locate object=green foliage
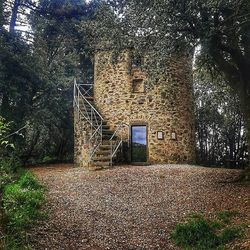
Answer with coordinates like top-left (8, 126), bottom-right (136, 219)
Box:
top-left (216, 210), bottom-right (239, 224)
top-left (171, 216), bottom-right (220, 249)
top-left (194, 71), bottom-right (247, 168)
top-left (1, 234), bottom-right (32, 250)
top-left (0, 116), bottom-right (13, 152)
top-left (2, 171), bottom-right (45, 233)
top-left (0, 116), bottom-right (9, 137)
top-left (0, 155), bottom-right (44, 249)
top-left (171, 212), bottom-right (244, 249)
top-left (0, 0), bottom-right (103, 165)
top-left (220, 226), bottom-right (244, 244)
top-left (41, 155), bottom-right (57, 164)
top-left (131, 144), bottom-right (147, 162)
top-left (17, 171), bottom-right (43, 190)
top-left (0, 157), bottom-right (21, 192)
top-left (0, 0), bottom-right (95, 164)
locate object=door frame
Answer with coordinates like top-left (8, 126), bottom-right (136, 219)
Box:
top-left (130, 123), bottom-right (149, 165)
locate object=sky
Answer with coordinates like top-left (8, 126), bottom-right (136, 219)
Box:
top-left (132, 126), bottom-right (147, 145)
top-left (9, 0), bottom-right (92, 33)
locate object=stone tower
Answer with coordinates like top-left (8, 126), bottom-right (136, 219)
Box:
top-left (92, 50), bottom-right (196, 165)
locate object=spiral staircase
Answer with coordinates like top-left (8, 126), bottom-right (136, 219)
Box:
top-left (74, 80), bottom-right (128, 170)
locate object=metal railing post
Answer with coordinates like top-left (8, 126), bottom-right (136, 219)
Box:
top-left (77, 86), bottom-right (80, 120)
top-left (110, 140), bottom-right (113, 166)
top-left (127, 125), bottom-right (130, 147)
top-left (73, 80), bottom-right (76, 107)
top-left (101, 120), bottom-right (103, 143)
top-left (91, 108), bottom-right (93, 136)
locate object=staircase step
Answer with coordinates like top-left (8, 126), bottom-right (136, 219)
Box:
top-left (100, 140), bottom-right (110, 145)
top-left (92, 156), bottom-right (111, 161)
top-left (82, 107), bottom-right (96, 112)
top-left (85, 96), bottom-right (94, 101)
top-left (102, 135), bottom-right (118, 140)
top-left (78, 104), bottom-right (95, 110)
top-left (85, 111), bottom-right (101, 117)
top-left (102, 125), bottom-right (110, 130)
top-left (88, 165), bottom-right (104, 171)
top-left (99, 144), bottom-right (112, 149)
top-left (79, 100), bottom-right (95, 106)
top-left (103, 130), bottom-right (113, 135)
top-left (83, 105), bottom-right (97, 110)
top-left (79, 118), bottom-right (107, 125)
top-left (92, 161), bottom-right (110, 167)
top-left (102, 135), bottom-right (113, 139)
top-left (95, 150), bottom-right (111, 156)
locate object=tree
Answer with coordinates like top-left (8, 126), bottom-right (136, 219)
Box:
top-left (93, 0), bottom-right (250, 178)
top-left (0, 0), bottom-right (101, 164)
top-left (194, 70), bottom-right (247, 168)
top-left (24, 0), bottom-right (100, 161)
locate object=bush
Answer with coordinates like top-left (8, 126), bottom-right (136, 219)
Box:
top-left (216, 210), bottom-right (239, 224)
top-left (171, 216), bottom-right (220, 249)
top-left (171, 212), bottom-right (244, 249)
top-left (18, 171), bottom-right (43, 190)
top-left (2, 171), bottom-right (45, 233)
top-left (0, 157), bottom-right (21, 192)
top-left (0, 235), bottom-right (31, 250)
top-left (220, 226), bottom-right (245, 244)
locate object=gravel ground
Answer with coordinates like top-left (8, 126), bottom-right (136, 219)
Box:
top-left (29, 164), bottom-right (250, 250)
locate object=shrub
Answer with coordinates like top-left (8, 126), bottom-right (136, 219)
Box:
top-left (171, 216), bottom-right (220, 249)
top-left (220, 226), bottom-right (244, 244)
top-left (0, 157), bottom-right (21, 192)
top-left (2, 171), bottom-right (45, 233)
top-left (18, 171), bottom-right (43, 190)
top-left (0, 235), bottom-right (31, 250)
top-left (217, 210), bottom-right (239, 224)
top-left (171, 212), bottom-right (244, 249)
top-left (42, 155), bottom-right (54, 163)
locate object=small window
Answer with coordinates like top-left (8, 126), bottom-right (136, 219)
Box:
top-left (132, 79), bottom-right (144, 93)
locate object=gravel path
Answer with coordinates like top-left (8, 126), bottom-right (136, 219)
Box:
top-left (29, 164), bottom-right (250, 250)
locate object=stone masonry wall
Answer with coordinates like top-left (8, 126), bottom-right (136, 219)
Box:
top-left (74, 109), bottom-right (91, 168)
top-left (94, 51), bottom-right (196, 164)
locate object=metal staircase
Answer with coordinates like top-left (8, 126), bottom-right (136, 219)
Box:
top-left (74, 79), bottom-right (128, 169)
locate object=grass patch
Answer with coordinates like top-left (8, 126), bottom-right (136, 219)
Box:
top-left (216, 210), bottom-right (239, 224)
top-left (3, 181), bottom-right (45, 232)
top-left (0, 235), bottom-right (31, 250)
top-left (0, 159), bottom-right (46, 249)
top-left (0, 157), bottom-right (21, 192)
top-left (171, 211), bottom-right (245, 250)
top-left (220, 226), bottom-right (244, 244)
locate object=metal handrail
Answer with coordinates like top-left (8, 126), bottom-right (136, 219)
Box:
top-left (89, 123), bottom-right (103, 140)
top-left (74, 79), bottom-right (103, 163)
top-left (109, 122), bottom-right (130, 166)
top-left (74, 90), bottom-right (102, 130)
top-left (78, 84), bottom-right (94, 98)
top-left (75, 83), bottom-right (103, 122)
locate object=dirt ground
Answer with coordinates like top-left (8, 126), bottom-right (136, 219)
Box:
top-left (29, 164), bottom-right (250, 250)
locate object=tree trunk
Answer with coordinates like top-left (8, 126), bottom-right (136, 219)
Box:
top-left (0, 0), bottom-right (4, 28)
top-left (238, 88), bottom-right (250, 180)
top-left (210, 45), bottom-right (250, 178)
top-left (9, 0), bottom-right (21, 34)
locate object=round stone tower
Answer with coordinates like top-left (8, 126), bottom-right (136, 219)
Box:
top-left (94, 50), bottom-right (195, 164)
